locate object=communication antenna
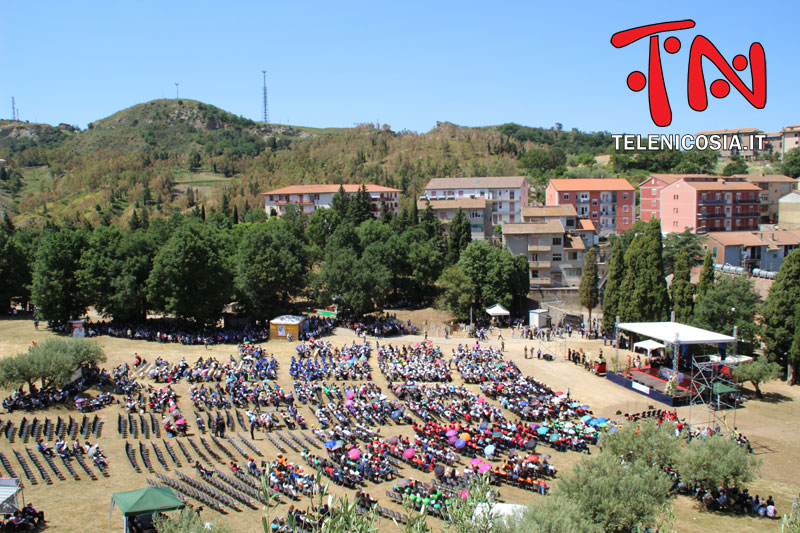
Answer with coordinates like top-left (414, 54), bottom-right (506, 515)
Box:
top-left (11, 97), bottom-right (18, 121)
top-left (268, 70), bottom-right (269, 126)
top-left (175, 83), bottom-right (180, 99)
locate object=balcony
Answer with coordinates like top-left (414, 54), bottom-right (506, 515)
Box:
top-left (530, 277), bottom-right (552, 286)
top-left (528, 245), bottom-right (552, 252)
top-left (529, 261), bottom-right (551, 269)
top-left (733, 212), bottom-right (757, 218)
top-left (698, 212), bottom-right (725, 218)
top-left (698, 198), bottom-right (727, 205)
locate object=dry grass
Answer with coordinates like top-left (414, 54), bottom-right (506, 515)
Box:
top-left (0, 315), bottom-right (797, 532)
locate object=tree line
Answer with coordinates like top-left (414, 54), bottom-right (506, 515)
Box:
top-left (0, 185), bottom-right (527, 325)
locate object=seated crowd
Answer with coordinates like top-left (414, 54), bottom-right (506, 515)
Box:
top-left (54, 319), bottom-right (268, 345)
top-left (377, 344), bottom-right (451, 382)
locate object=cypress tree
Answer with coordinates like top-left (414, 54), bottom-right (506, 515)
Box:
top-left (697, 250), bottom-right (715, 299)
top-left (380, 200), bottom-right (393, 224)
top-left (670, 248), bottom-right (695, 323)
top-left (129, 209), bottom-right (141, 231)
top-left (579, 247), bottom-right (599, 323)
top-left (447, 208), bottom-right (471, 265)
top-left (140, 207), bottom-right (150, 229)
top-left (602, 238), bottom-right (625, 334)
top-left (331, 185), bottom-right (350, 221)
top-left (761, 249), bottom-right (800, 382)
top-left (641, 218), bottom-right (670, 321)
top-left (220, 190), bottom-right (230, 218)
top-left (200, 204), bottom-right (206, 221)
top-left (232, 205), bottom-right (239, 225)
top-left (619, 236), bottom-right (645, 322)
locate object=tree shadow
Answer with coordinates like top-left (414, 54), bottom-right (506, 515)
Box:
top-left (754, 391), bottom-right (792, 404)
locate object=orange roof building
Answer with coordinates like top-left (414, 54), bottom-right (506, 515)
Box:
top-left (545, 179), bottom-right (636, 234)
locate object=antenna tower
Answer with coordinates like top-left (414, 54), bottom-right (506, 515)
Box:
top-left (11, 97), bottom-right (18, 121)
top-left (268, 70), bottom-right (269, 126)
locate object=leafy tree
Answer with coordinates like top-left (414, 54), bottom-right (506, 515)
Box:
top-left (189, 150), bottom-right (202, 170)
top-left (243, 207), bottom-right (268, 224)
top-left (600, 421), bottom-right (682, 470)
top-left (556, 453), bottom-right (673, 533)
top-left (760, 249), bottom-right (800, 382)
top-left (436, 266), bottom-right (476, 320)
top-left (234, 221), bottom-right (309, 320)
top-left (662, 229), bottom-right (703, 275)
top-left (735, 356), bottom-right (782, 398)
top-left (348, 185), bottom-right (374, 225)
top-left (331, 184), bottom-right (350, 221)
top-left (0, 225), bottom-right (31, 312)
top-left (696, 250), bottom-right (715, 299)
top-left (781, 147), bottom-right (800, 178)
top-left (379, 200), bottom-right (393, 224)
top-left (579, 247), bottom-right (599, 323)
top-left (602, 238), bottom-right (625, 334)
top-left (497, 495), bottom-right (601, 533)
top-left (0, 338), bottom-right (105, 393)
top-left (723, 155), bottom-right (748, 176)
top-left (679, 434), bottom-right (760, 490)
top-left (78, 226), bottom-right (156, 322)
top-left (306, 207), bottom-right (341, 258)
top-left (446, 208), bottom-right (471, 266)
top-left (444, 473), bottom-right (497, 533)
top-left (458, 241), bottom-right (527, 311)
top-left (670, 248), bottom-right (695, 323)
top-left (147, 220), bottom-right (233, 323)
top-left (31, 228), bottom-right (89, 322)
top-left (692, 276), bottom-right (761, 353)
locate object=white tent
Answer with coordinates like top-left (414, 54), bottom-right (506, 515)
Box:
top-left (618, 322), bottom-right (735, 345)
top-left (473, 502), bottom-right (526, 522)
top-left (633, 339), bottom-right (665, 355)
top-left (486, 304), bottom-right (510, 317)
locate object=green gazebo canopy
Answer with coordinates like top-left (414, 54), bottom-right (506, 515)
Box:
top-left (111, 486), bottom-right (185, 517)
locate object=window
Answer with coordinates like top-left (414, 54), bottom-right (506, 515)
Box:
top-left (566, 219), bottom-right (575, 228)
top-left (569, 252), bottom-right (578, 260)
top-left (651, 200), bottom-right (657, 207)
top-left (552, 253), bottom-right (562, 262)
top-left (673, 194), bottom-right (679, 200)
top-left (563, 193), bottom-right (570, 200)
top-left (591, 212), bottom-right (598, 218)
top-left (510, 191), bottom-right (515, 200)
top-left (458, 190), bottom-right (463, 197)
top-left (623, 205), bottom-right (629, 212)
top-left (673, 207), bottom-right (679, 214)
top-left (623, 217), bottom-right (629, 225)
top-left (592, 199), bottom-right (598, 205)
top-left (553, 237), bottom-right (562, 246)
top-left (530, 253), bottom-right (538, 261)
top-left (622, 192), bottom-right (629, 199)
top-left (673, 220), bottom-right (678, 227)
top-left (736, 193), bottom-right (741, 201)
top-left (498, 203), bottom-right (504, 210)
top-left (509, 202), bottom-right (515, 212)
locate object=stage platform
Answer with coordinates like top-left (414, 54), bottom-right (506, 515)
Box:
top-left (606, 368), bottom-right (691, 407)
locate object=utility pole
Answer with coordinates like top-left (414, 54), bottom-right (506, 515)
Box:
top-left (175, 83), bottom-right (180, 99)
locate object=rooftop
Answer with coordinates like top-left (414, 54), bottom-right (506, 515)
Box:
top-left (679, 180), bottom-right (762, 192)
top-left (521, 205), bottom-right (577, 218)
top-left (262, 184), bottom-right (401, 195)
top-left (734, 174), bottom-right (797, 184)
top-left (695, 127), bottom-right (763, 135)
top-left (578, 219), bottom-right (596, 232)
top-left (424, 176), bottom-right (527, 190)
top-left (547, 178), bottom-right (635, 192)
top-left (502, 220), bottom-right (565, 235)
top-left (644, 173), bottom-right (716, 186)
top-left (705, 229), bottom-right (800, 248)
top-left (416, 198), bottom-right (487, 210)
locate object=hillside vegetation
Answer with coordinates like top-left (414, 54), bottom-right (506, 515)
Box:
top-left (0, 98), bottom-right (618, 227)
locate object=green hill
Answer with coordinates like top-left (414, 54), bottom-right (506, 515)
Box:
top-left (0, 99), bottom-right (619, 228)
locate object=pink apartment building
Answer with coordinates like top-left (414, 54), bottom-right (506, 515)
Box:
top-left (659, 179), bottom-right (761, 233)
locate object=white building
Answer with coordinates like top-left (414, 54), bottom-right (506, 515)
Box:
top-left (261, 184), bottom-right (401, 217)
top-left (422, 176), bottom-right (529, 227)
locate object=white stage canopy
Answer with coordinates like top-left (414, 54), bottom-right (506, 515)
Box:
top-left (486, 304), bottom-right (510, 317)
top-left (633, 339), bottom-right (665, 354)
top-left (618, 322), bottom-right (735, 345)
top-left (0, 479), bottom-right (21, 514)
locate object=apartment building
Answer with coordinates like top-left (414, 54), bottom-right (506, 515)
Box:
top-left (416, 198), bottom-right (492, 240)
top-left (545, 178), bottom-right (636, 234)
top-left (660, 179), bottom-right (761, 233)
top-left (503, 205), bottom-right (597, 288)
top-left (261, 184), bottom-right (401, 217)
top-left (694, 127), bottom-right (765, 160)
top-left (703, 230), bottom-right (800, 273)
top-left (422, 176), bottom-right (529, 227)
top-left (733, 174), bottom-right (798, 223)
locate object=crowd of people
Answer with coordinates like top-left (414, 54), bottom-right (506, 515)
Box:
top-left (377, 344), bottom-right (451, 382)
top-left (453, 345), bottom-right (521, 383)
top-left (291, 342), bottom-right (372, 382)
top-left (2, 364), bottom-right (113, 412)
top-left (392, 383), bottom-right (505, 425)
top-left (693, 486), bottom-right (778, 518)
top-left (56, 319), bottom-right (269, 345)
top-left (1, 503), bottom-right (45, 530)
top-left (341, 314), bottom-right (411, 338)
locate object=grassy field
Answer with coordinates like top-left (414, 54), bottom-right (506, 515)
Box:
top-left (0, 315), bottom-right (796, 532)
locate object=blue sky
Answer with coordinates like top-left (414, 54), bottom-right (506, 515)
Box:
top-left (1, 1), bottom-right (796, 136)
